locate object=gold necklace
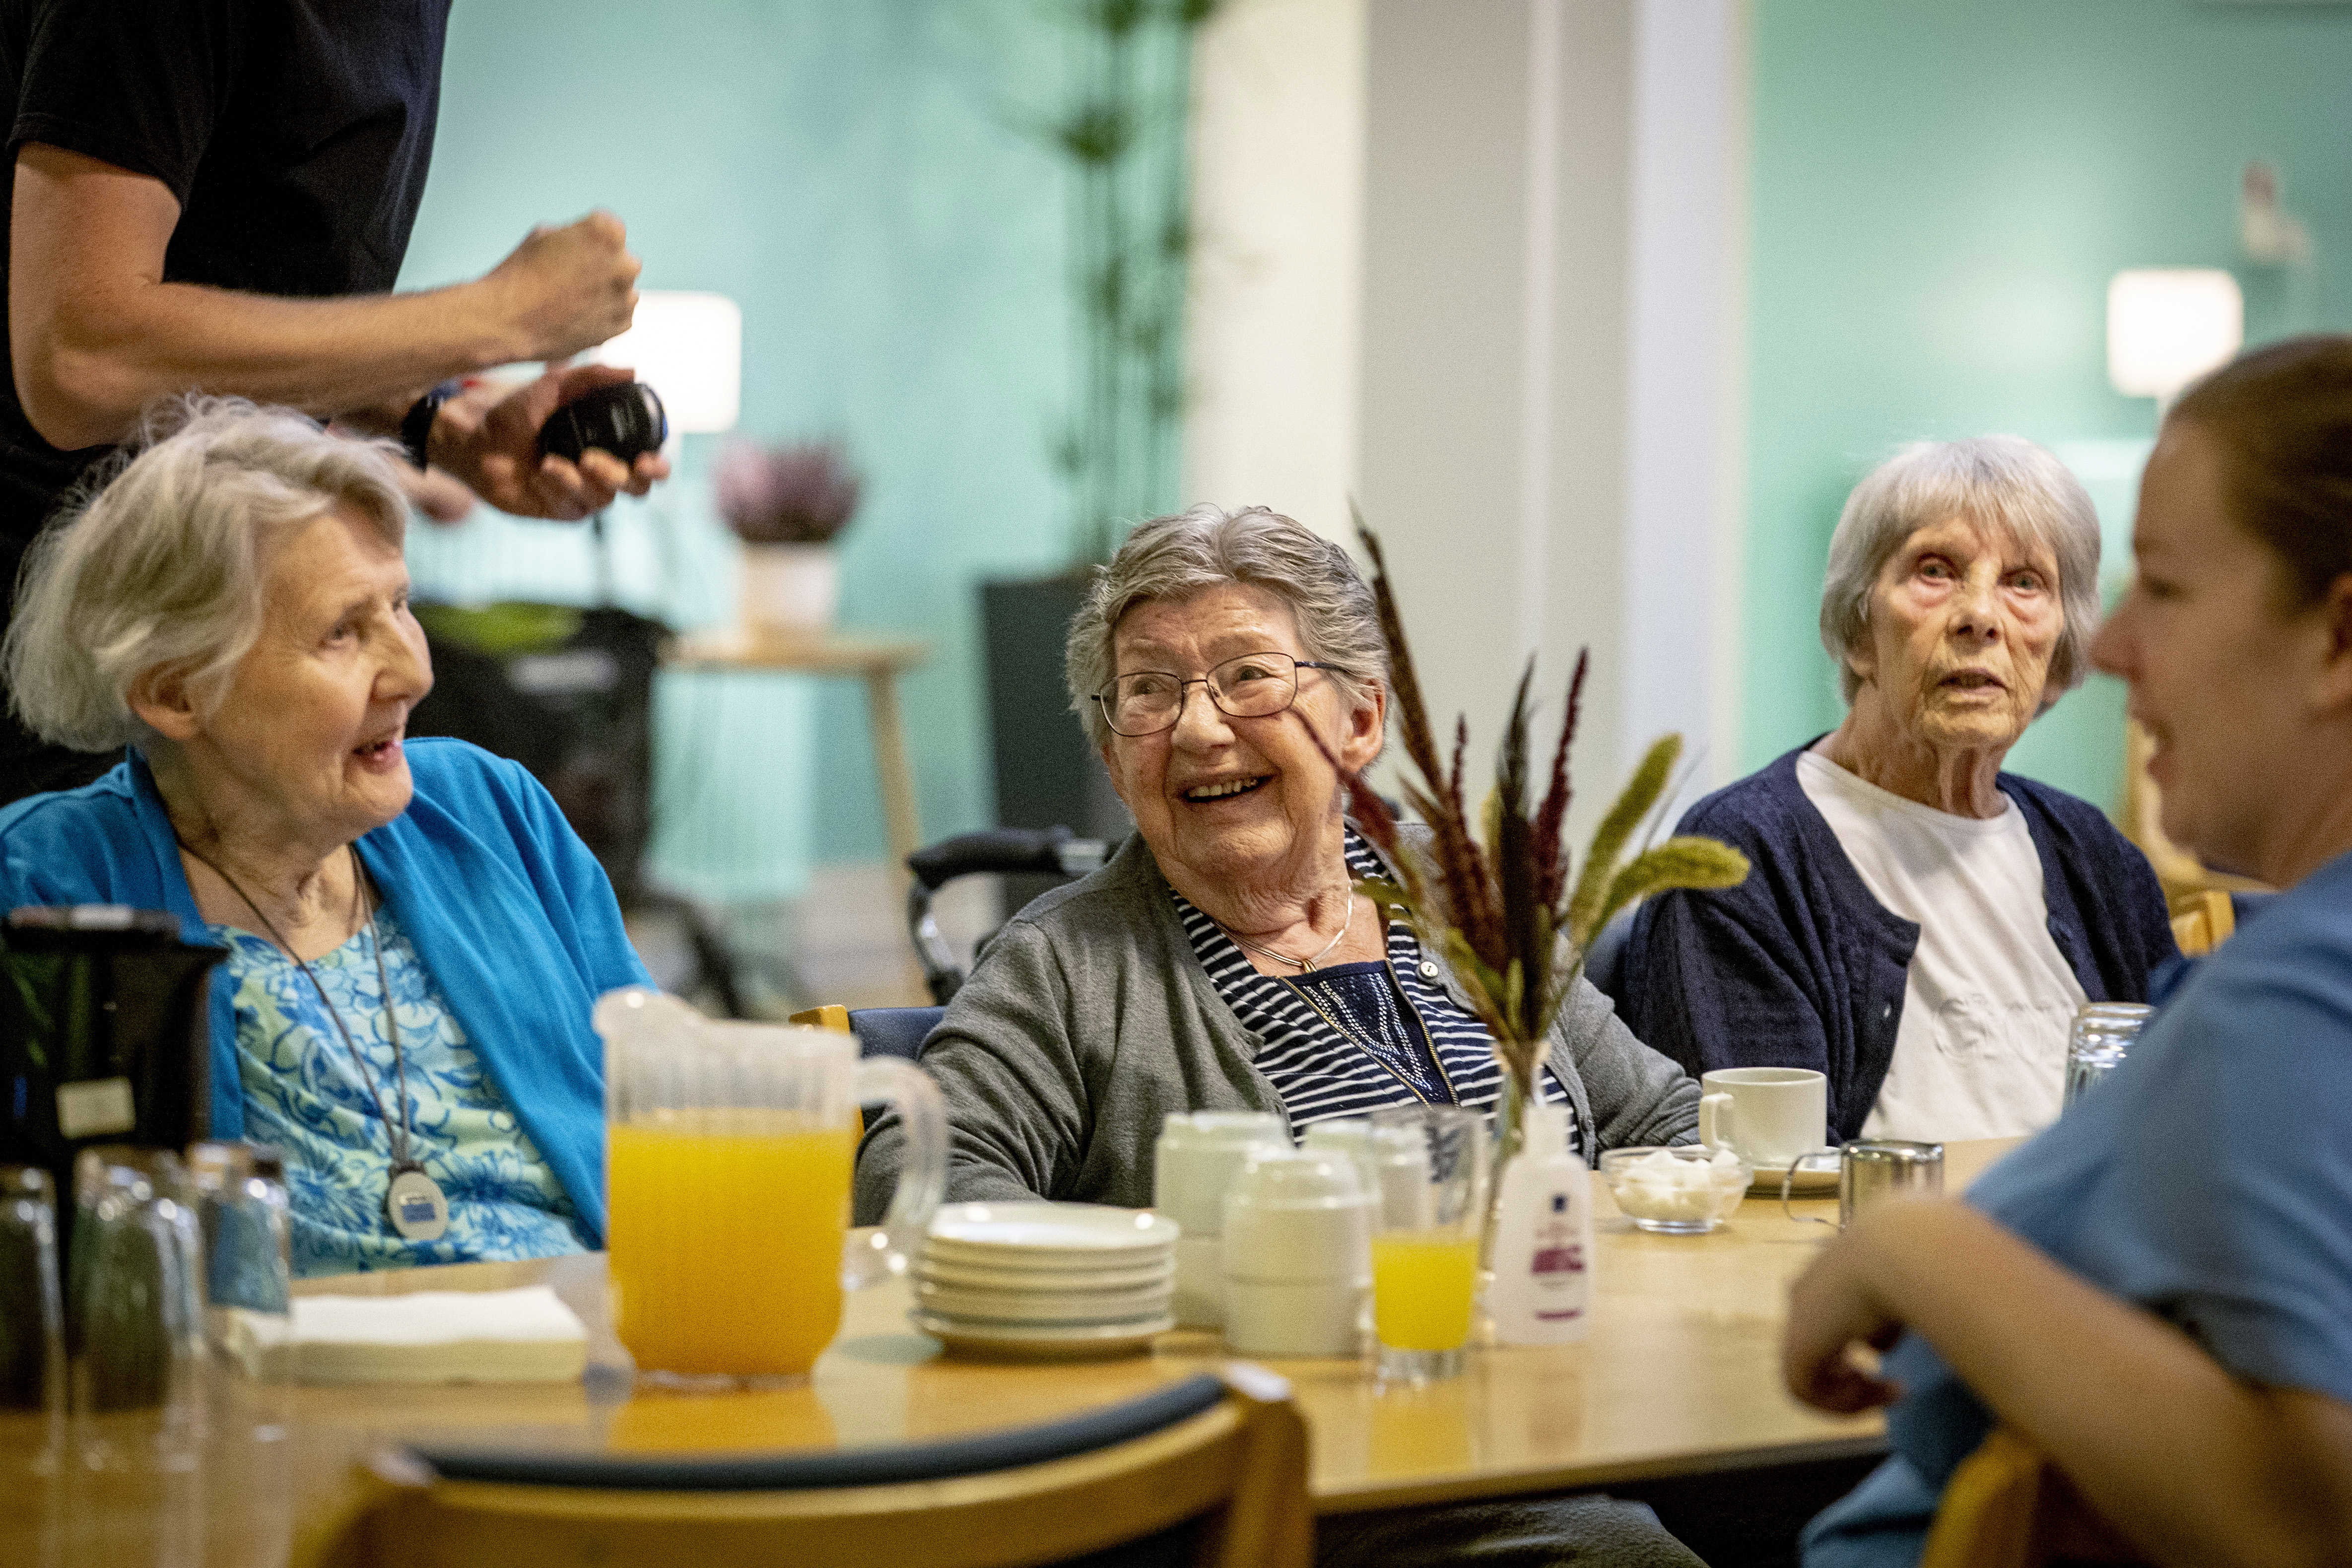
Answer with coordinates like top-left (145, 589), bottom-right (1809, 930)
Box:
top-left (1219, 892), bottom-right (1353, 972)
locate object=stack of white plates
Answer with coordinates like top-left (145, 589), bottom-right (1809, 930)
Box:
top-left (912, 1202), bottom-right (1181, 1360)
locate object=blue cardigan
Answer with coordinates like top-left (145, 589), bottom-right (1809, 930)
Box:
top-left (1619, 744), bottom-right (2178, 1143)
top-left (0, 739), bottom-right (648, 1241)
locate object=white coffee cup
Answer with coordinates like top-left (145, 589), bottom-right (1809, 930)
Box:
top-left (1154, 1111), bottom-right (1284, 1329)
top-left (1697, 1067), bottom-right (1827, 1167)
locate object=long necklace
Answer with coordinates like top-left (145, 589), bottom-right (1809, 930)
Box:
top-left (1220, 891), bottom-right (1354, 973)
top-left (179, 840), bottom-right (451, 1243)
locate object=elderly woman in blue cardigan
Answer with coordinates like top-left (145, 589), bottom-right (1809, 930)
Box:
top-left (1621, 436), bottom-right (2174, 1145)
top-left (0, 399), bottom-right (647, 1275)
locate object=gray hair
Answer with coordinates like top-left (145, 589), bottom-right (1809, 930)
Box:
top-left (1818, 435), bottom-right (2101, 707)
top-left (1066, 504), bottom-right (1390, 748)
top-left (5, 397), bottom-right (409, 752)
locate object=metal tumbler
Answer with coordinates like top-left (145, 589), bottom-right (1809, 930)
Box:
top-left (1784, 1139), bottom-right (1945, 1229)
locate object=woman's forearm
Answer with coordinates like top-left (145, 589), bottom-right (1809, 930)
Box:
top-left (1848, 1200), bottom-right (2352, 1568)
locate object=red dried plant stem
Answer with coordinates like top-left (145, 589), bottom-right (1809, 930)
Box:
top-left (1495, 663), bottom-right (1540, 1036)
top-left (1530, 648), bottom-right (1588, 912)
top-left (1355, 520), bottom-right (1499, 958)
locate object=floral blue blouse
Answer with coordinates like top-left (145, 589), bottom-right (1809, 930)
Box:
top-left (209, 905), bottom-right (593, 1277)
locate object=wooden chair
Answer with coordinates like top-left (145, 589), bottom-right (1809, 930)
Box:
top-left (2167, 888), bottom-right (2236, 957)
top-left (297, 1365), bottom-right (1311, 1568)
top-left (1919, 1429), bottom-right (2143, 1568)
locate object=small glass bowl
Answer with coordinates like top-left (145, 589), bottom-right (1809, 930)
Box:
top-left (1598, 1145), bottom-right (1752, 1234)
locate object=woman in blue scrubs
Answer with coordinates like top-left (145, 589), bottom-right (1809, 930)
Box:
top-left (1788, 335), bottom-right (2352, 1568)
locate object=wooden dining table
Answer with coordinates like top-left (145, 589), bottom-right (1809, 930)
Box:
top-left (0, 1138), bottom-right (2020, 1567)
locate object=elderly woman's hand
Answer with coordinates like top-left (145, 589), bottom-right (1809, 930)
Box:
top-left (1782, 1211), bottom-right (1908, 1415)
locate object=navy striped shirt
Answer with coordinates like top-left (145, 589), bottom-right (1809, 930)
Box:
top-left (1175, 833), bottom-right (1577, 1148)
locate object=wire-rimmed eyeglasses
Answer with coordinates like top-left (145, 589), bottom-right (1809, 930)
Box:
top-left (1092, 651), bottom-right (1350, 738)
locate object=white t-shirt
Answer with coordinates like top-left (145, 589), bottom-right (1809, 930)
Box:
top-left (1796, 749), bottom-right (2086, 1142)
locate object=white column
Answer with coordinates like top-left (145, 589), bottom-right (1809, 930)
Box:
top-left (1183, 0), bottom-right (1369, 541)
top-left (1622, 0), bottom-right (1750, 793)
top-left (1190, 0), bottom-right (1751, 826)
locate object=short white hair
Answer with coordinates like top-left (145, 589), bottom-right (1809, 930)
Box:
top-left (5, 397), bottom-right (408, 752)
top-left (1818, 436), bottom-right (2101, 708)
top-left (1065, 504), bottom-right (1390, 749)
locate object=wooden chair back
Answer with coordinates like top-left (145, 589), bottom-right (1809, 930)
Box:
top-left (788, 1004), bottom-right (853, 1032)
top-left (1919, 1428), bottom-right (2144, 1568)
top-left (300, 1365), bottom-right (1310, 1568)
top-left (2168, 888), bottom-right (2236, 957)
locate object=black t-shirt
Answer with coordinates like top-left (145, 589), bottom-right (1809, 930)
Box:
top-left (0, 0), bottom-right (451, 546)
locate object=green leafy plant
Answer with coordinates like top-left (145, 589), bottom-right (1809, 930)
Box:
top-left (1331, 521), bottom-right (1750, 1169)
top-left (1038, 0), bottom-right (1222, 565)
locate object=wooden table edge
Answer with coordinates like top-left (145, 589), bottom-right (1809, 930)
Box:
top-left (1308, 1430), bottom-right (1891, 1515)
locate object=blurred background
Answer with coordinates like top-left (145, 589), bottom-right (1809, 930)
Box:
top-left (392, 0), bottom-right (2352, 1010)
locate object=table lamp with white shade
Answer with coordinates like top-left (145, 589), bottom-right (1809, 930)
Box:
top-left (572, 290), bottom-right (742, 603)
top-left (590, 290), bottom-right (743, 440)
top-left (2106, 268), bottom-right (2243, 410)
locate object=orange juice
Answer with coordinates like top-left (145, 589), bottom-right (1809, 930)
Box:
top-left (1371, 1230), bottom-right (1481, 1351)
top-left (607, 1112), bottom-right (860, 1378)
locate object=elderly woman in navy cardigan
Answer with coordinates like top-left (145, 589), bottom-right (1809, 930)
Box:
top-left (1621, 437), bottom-right (2175, 1145)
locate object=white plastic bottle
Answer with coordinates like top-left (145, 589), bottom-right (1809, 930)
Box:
top-left (1487, 1100), bottom-right (1593, 1345)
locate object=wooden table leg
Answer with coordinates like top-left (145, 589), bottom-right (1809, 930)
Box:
top-left (865, 667), bottom-right (923, 878)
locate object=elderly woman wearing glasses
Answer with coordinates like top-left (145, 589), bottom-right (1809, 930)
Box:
top-left (1619, 437), bottom-right (2175, 1147)
top-left (857, 504), bottom-right (1696, 1220)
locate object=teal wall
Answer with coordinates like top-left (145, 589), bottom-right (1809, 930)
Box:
top-left (1747, 0), bottom-right (2352, 809)
top-left (396, 3), bottom-right (1077, 886)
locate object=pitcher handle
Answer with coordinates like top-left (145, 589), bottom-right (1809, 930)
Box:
top-left (1781, 1150), bottom-right (1842, 1227)
top-left (847, 1056), bottom-right (947, 1290)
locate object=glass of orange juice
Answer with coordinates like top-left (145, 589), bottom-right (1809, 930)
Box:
top-left (596, 990), bottom-right (945, 1385)
top-left (1366, 1105), bottom-right (1488, 1384)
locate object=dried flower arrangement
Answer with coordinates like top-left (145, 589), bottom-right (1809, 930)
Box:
top-left (1331, 522), bottom-right (1751, 1171)
top-left (715, 439), bottom-right (864, 546)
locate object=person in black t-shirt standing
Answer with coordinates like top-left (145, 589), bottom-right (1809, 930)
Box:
top-left (0, 0), bottom-right (672, 801)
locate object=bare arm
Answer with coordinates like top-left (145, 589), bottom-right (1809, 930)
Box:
top-left (8, 143), bottom-right (665, 515)
top-left (1784, 1197), bottom-right (2352, 1568)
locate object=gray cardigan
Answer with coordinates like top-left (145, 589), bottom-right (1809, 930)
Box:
top-left (853, 827), bottom-right (1699, 1223)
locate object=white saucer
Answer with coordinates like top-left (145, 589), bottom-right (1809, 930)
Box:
top-left (916, 1279), bottom-right (1174, 1325)
top-left (1753, 1162), bottom-right (1839, 1196)
top-left (928, 1202), bottom-right (1181, 1257)
top-left (911, 1310), bottom-right (1175, 1362)
top-left (916, 1254), bottom-right (1175, 1293)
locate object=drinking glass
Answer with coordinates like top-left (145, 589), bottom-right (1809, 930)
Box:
top-left (598, 989), bottom-right (947, 1384)
top-left (2063, 1003), bottom-right (2154, 1109)
top-left (1365, 1106), bottom-right (1488, 1384)
top-left (0, 1165), bottom-right (66, 1467)
top-left (189, 1142), bottom-right (293, 1440)
top-left (68, 1146), bottom-right (205, 1470)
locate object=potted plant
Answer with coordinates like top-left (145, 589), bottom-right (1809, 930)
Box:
top-left (1332, 523), bottom-right (1751, 1235)
top-left (717, 439), bottom-right (863, 639)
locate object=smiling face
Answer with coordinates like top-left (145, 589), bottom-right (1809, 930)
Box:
top-left (1846, 514), bottom-right (2064, 756)
top-left (170, 506), bottom-right (432, 850)
top-left (2091, 425), bottom-right (2324, 876)
top-left (1101, 582), bottom-right (1384, 904)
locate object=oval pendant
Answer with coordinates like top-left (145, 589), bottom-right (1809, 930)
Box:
top-left (386, 1166), bottom-right (451, 1242)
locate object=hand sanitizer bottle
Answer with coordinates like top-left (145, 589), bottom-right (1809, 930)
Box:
top-left (1488, 1099), bottom-right (1592, 1346)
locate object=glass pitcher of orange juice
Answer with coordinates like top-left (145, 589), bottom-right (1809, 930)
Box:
top-left (596, 989), bottom-right (945, 1382)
